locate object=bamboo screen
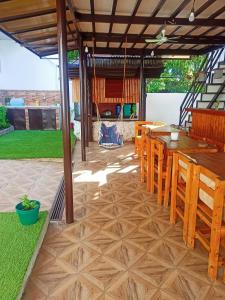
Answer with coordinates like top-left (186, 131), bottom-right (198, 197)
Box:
top-left (92, 78), bottom-right (140, 103)
top-left (72, 77), bottom-right (140, 103)
top-left (71, 78), bottom-right (80, 102)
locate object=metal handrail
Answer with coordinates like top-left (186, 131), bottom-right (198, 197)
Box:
top-left (179, 48), bottom-right (225, 126)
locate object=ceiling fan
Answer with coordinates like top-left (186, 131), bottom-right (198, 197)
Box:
top-left (145, 29), bottom-right (179, 45)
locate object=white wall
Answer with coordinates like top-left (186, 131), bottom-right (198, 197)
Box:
top-left (0, 33), bottom-right (59, 90)
top-left (146, 93), bottom-right (186, 125)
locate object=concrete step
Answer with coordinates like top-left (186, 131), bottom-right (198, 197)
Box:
top-left (212, 76), bottom-right (225, 84)
top-left (201, 93), bottom-right (225, 101)
top-left (207, 84), bottom-right (225, 93)
top-left (185, 120), bottom-right (192, 128)
top-left (219, 61), bottom-right (225, 68)
top-left (196, 100), bottom-right (225, 109)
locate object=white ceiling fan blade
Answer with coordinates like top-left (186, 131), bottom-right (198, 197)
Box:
top-left (145, 39), bottom-right (160, 43)
top-left (156, 40), bottom-right (165, 45)
top-left (168, 36), bottom-right (179, 40)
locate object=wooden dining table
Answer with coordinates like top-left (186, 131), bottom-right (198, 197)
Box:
top-left (184, 152), bottom-right (225, 180)
top-left (156, 135), bottom-right (218, 206)
top-left (144, 124), bottom-right (186, 137)
top-left (158, 135), bottom-right (218, 155)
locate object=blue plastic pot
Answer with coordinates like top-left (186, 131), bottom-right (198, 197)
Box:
top-left (16, 201), bottom-right (40, 225)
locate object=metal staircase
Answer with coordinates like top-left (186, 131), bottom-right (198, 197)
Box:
top-left (179, 48), bottom-right (225, 127)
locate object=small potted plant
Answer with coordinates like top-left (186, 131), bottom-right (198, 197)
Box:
top-left (16, 195), bottom-right (40, 225)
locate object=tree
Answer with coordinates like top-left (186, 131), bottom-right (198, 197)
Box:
top-left (146, 56), bottom-right (205, 93)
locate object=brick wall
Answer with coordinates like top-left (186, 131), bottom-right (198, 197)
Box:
top-left (0, 90), bottom-right (61, 106)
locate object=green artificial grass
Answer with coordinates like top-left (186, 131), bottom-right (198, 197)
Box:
top-left (0, 130), bottom-right (75, 159)
top-left (0, 211), bottom-right (48, 300)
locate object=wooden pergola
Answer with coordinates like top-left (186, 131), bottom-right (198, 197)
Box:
top-left (1, 0), bottom-right (225, 57)
top-left (1, 0), bottom-right (225, 223)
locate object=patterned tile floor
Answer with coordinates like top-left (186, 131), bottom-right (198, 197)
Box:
top-left (0, 160), bottom-right (63, 212)
top-left (22, 143), bottom-right (225, 299)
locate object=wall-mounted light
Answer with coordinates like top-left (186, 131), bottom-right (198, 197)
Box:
top-left (151, 50), bottom-right (154, 57)
top-left (85, 45), bottom-right (88, 53)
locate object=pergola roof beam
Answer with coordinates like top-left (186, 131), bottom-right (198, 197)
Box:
top-left (82, 32), bottom-right (225, 45)
top-left (23, 31), bottom-right (225, 46)
top-left (0, 8), bottom-right (58, 23)
top-left (39, 46), bottom-right (200, 58)
top-left (11, 21), bottom-right (74, 35)
top-left (75, 13), bottom-right (225, 27)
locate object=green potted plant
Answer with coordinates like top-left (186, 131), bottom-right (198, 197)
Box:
top-left (16, 195), bottom-right (40, 225)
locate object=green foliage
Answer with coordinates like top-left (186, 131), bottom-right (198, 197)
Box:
top-left (0, 130), bottom-right (75, 159)
top-left (67, 50), bottom-right (79, 62)
top-left (0, 106), bottom-right (9, 129)
top-left (146, 56), bottom-right (205, 93)
top-left (20, 195), bottom-right (37, 210)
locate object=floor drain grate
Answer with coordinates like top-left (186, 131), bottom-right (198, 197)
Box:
top-left (50, 177), bottom-right (65, 221)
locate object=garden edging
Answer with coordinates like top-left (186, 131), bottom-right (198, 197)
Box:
top-left (0, 125), bottom-right (14, 136)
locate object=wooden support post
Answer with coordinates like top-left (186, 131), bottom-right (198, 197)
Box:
top-left (88, 75), bottom-right (93, 142)
top-left (143, 76), bottom-right (146, 121)
top-left (83, 53), bottom-right (89, 147)
top-left (56, 0), bottom-right (74, 223)
top-left (79, 38), bottom-right (86, 161)
top-left (139, 56), bottom-right (145, 121)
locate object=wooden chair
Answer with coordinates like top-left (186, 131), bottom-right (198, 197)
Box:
top-left (134, 121), bottom-right (152, 157)
top-left (140, 134), bottom-right (152, 191)
top-left (170, 152), bottom-right (194, 243)
top-left (188, 164), bottom-right (225, 281)
top-left (140, 127), bottom-right (149, 181)
top-left (150, 138), bottom-right (172, 205)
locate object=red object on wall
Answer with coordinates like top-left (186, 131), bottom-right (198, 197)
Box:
top-left (105, 79), bottom-right (123, 98)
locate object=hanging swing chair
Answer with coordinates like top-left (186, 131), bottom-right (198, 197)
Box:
top-left (93, 38), bottom-right (127, 149)
top-left (98, 123), bottom-right (123, 149)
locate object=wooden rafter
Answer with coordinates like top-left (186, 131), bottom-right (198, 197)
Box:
top-left (75, 13), bottom-right (225, 27)
top-left (90, 0), bottom-right (96, 48)
top-left (119, 0), bottom-right (142, 48)
top-left (39, 46), bottom-right (200, 58)
top-left (210, 5), bottom-right (225, 18)
top-left (180, 1), bottom-right (224, 42)
top-left (11, 21), bottom-right (74, 35)
top-left (107, 0), bottom-right (117, 48)
top-left (194, 0), bottom-right (216, 16)
top-left (22, 30), bottom-right (225, 46)
top-left (0, 8), bottom-right (57, 23)
top-left (132, 0), bottom-right (167, 49)
top-left (66, 0), bottom-right (80, 40)
top-left (0, 27), bottom-right (40, 56)
top-left (170, 0), bottom-right (192, 19)
top-left (81, 32), bottom-right (225, 45)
